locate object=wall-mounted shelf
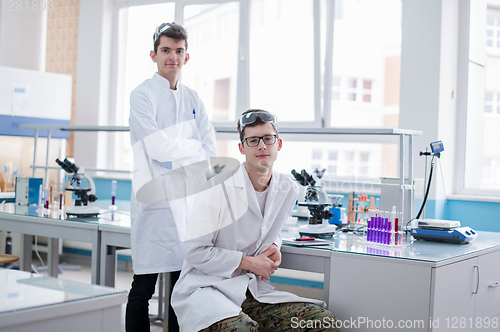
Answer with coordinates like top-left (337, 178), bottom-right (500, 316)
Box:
top-left (21, 124), bottom-right (422, 221)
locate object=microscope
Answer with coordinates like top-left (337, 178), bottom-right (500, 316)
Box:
top-left (56, 158), bottom-right (99, 218)
top-left (291, 169), bottom-right (336, 238)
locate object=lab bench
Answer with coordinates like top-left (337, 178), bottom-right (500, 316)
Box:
top-left (0, 268), bottom-right (127, 332)
top-left (281, 222), bottom-right (500, 331)
top-left (0, 204), bottom-right (101, 283)
top-left (99, 217), bottom-right (500, 332)
top-left (2, 203), bottom-right (500, 332)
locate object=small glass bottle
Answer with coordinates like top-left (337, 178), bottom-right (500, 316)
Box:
top-left (109, 180), bottom-right (118, 210)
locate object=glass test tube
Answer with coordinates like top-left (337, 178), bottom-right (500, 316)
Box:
top-left (111, 180), bottom-right (117, 206)
top-left (44, 187), bottom-right (50, 209)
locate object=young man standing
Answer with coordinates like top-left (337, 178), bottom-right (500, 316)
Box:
top-left (127, 23), bottom-right (217, 332)
top-left (171, 110), bottom-right (339, 331)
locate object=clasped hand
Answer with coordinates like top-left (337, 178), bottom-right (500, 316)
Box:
top-left (250, 244), bottom-right (281, 281)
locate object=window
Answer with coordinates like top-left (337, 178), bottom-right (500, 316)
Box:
top-left (486, 15), bottom-right (500, 49)
top-left (331, 77), bottom-right (373, 104)
top-left (359, 151), bottom-right (370, 175)
top-left (109, 0), bottom-right (402, 180)
top-left (331, 76), bottom-right (341, 100)
top-left (362, 80), bottom-right (372, 103)
top-left (272, 142), bottom-right (391, 188)
top-left (311, 149), bottom-right (322, 172)
top-left (322, 1), bottom-right (401, 190)
top-left (312, 149), bottom-right (323, 160)
top-left (114, 2), bottom-right (176, 171)
top-left (328, 0), bottom-right (401, 128)
top-left (249, 0), bottom-right (315, 122)
top-left (461, 2), bottom-right (500, 192)
top-left (347, 79), bottom-right (357, 101)
top-left (481, 157), bottom-right (500, 189)
top-left (483, 157), bottom-right (492, 180)
top-left (484, 91), bottom-right (500, 114)
top-left (328, 151), bottom-right (338, 175)
top-left (343, 151), bottom-right (355, 175)
top-left (182, 2), bottom-right (240, 122)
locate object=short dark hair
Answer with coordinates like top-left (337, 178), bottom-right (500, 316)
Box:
top-left (153, 23), bottom-right (188, 54)
top-left (237, 109), bottom-right (279, 142)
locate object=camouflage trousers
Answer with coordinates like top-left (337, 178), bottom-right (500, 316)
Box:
top-left (200, 292), bottom-right (340, 332)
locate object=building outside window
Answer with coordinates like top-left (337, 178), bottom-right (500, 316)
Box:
top-left (111, 0), bottom-right (401, 185)
top-left (328, 151), bottom-right (338, 175)
top-left (114, 3), bottom-right (176, 172)
top-left (462, 2), bottom-right (500, 192)
top-left (484, 91), bottom-right (500, 114)
top-left (486, 14), bottom-right (500, 49)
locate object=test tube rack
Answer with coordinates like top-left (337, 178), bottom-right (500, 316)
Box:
top-left (347, 195), bottom-right (376, 224)
top-left (0, 173), bottom-right (15, 192)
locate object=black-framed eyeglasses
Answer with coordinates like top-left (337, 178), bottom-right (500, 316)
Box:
top-left (153, 23), bottom-right (187, 43)
top-left (242, 134), bottom-right (278, 147)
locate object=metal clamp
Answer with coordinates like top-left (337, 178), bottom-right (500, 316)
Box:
top-left (473, 265), bottom-right (480, 294)
top-left (489, 282), bottom-right (500, 289)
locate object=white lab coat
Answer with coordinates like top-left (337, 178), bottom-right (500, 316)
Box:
top-left (129, 73), bottom-right (217, 274)
top-left (171, 164), bottom-right (326, 332)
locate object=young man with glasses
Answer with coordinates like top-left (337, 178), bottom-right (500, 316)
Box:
top-left (127, 23), bottom-right (217, 332)
top-left (171, 110), bottom-right (339, 331)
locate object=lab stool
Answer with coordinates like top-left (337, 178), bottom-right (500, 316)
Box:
top-left (0, 253), bottom-right (19, 266)
top-left (149, 272), bottom-right (171, 331)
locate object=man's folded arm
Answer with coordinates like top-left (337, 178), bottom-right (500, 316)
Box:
top-left (184, 237), bottom-right (244, 279)
top-left (130, 89), bottom-right (205, 163)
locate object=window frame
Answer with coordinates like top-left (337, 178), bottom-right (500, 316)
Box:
top-left (106, 0), bottom-right (404, 186)
top-left (454, 0), bottom-right (500, 198)
top-left (110, 0), bottom-right (325, 131)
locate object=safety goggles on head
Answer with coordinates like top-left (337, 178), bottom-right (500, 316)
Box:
top-left (239, 111), bottom-right (277, 132)
top-left (242, 134), bottom-right (278, 147)
top-left (153, 23), bottom-right (187, 43)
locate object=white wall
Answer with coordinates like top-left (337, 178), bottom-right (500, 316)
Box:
top-left (73, 0), bottom-right (114, 170)
top-left (0, 8), bottom-right (49, 258)
top-left (0, 8), bottom-right (47, 70)
top-left (399, 0), bottom-right (460, 217)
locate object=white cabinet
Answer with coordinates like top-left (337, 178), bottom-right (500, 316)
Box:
top-left (431, 257), bottom-right (478, 331)
top-left (326, 244), bottom-right (500, 332)
top-left (282, 231), bottom-right (500, 332)
top-left (475, 250), bottom-right (500, 320)
top-left (329, 254), bottom-right (433, 332)
top-left (430, 250), bottom-right (500, 331)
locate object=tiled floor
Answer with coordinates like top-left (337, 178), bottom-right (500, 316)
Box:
top-left (52, 262), bottom-right (323, 332)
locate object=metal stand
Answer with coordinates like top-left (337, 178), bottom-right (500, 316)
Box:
top-left (149, 272), bottom-right (170, 331)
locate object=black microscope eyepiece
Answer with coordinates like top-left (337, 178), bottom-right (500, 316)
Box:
top-left (301, 169), bottom-right (316, 187)
top-left (56, 158), bottom-right (79, 174)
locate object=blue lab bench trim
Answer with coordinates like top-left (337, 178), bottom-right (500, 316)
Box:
top-left (62, 247), bottom-right (321, 286)
top-left (117, 254), bottom-right (132, 263)
top-left (0, 115), bottom-right (70, 138)
top-left (427, 199), bottom-right (500, 233)
top-left (269, 276), bottom-right (324, 289)
top-left (62, 247), bottom-right (132, 262)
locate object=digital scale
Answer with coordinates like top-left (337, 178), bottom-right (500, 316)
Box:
top-left (411, 219), bottom-right (478, 244)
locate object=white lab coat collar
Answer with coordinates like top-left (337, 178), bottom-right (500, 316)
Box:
top-left (239, 163), bottom-right (281, 221)
top-left (153, 72), bottom-right (180, 91)
top-left (240, 163), bottom-right (264, 218)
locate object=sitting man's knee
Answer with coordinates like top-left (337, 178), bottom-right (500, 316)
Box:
top-left (206, 313), bottom-right (259, 332)
top-left (291, 304), bottom-right (340, 331)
